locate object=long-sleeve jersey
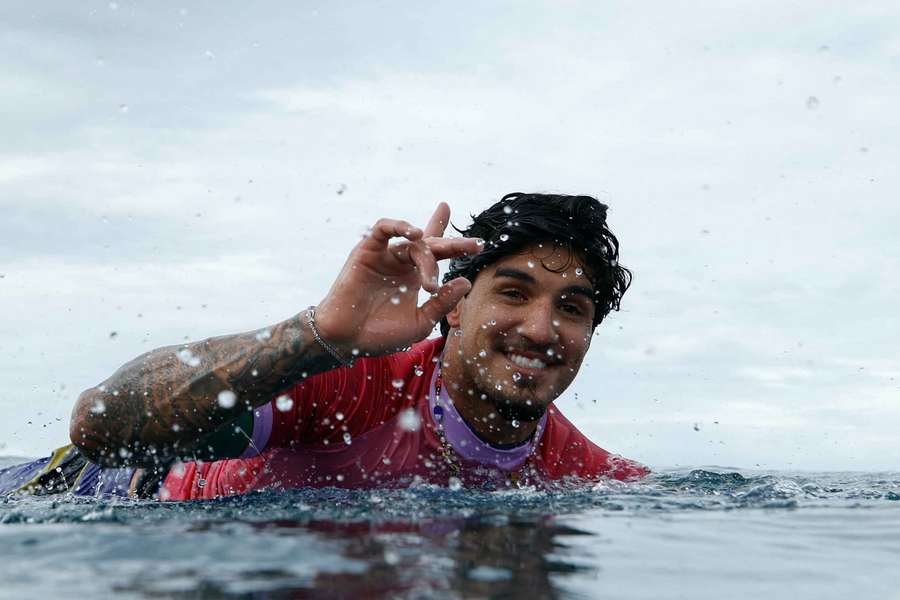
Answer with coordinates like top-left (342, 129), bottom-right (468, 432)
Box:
top-left (159, 336), bottom-right (648, 500)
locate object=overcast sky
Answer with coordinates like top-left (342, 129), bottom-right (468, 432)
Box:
top-left (2, 1), bottom-right (898, 471)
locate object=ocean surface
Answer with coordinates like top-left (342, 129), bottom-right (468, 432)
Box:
top-left (1, 459), bottom-right (897, 599)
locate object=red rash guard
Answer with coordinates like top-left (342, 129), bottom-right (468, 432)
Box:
top-left (160, 337), bottom-right (648, 500)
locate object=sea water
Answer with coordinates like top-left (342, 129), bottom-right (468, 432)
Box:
top-left (0, 460), bottom-right (897, 599)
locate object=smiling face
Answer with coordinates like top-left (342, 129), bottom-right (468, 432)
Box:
top-left (443, 243), bottom-right (596, 423)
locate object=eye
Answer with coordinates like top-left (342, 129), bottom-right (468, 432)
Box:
top-left (560, 303), bottom-right (583, 315)
top-left (499, 289), bottom-right (526, 301)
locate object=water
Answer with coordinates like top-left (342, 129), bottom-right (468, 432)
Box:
top-left (1, 460), bottom-right (897, 599)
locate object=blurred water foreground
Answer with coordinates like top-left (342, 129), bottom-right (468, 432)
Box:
top-left (1, 464), bottom-right (898, 599)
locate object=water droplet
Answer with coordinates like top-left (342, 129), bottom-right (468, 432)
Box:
top-left (343, 432), bottom-right (352, 445)
top-left (503, 205), bottom-right (513, 214)
top-left (90, 400), bottom-right (106, 414)
top-left (275, 395), bottom-right (293, 412)
top-left (384, 550), bottom-right (400, 565)
top-left (575, 267), bottom-right (584, 277)
top-left (390, 295), bottom-right (401, 305)
top-left (392, 378), bottom-right (404, 389)
top-left (398, 408), bottom-right (421, 432)
top-left (511, 419), bottom-right (520, 428)
top-left (478, 349), bottom-right (487, 358)
top-left (255, 329), bottom-right (271, 341)
top-left (398, 284), bottom-right (408, 293)
top-left (806, 96), bottom-right (820, 110)
top-left (448, 477), bottom-right (462, 491)
top-left (499, 233), bottom-right (509, 242)
top-left (176, 348), bottom-right (201, 367)
top-left (552, 320), bottom-right (560, 327)
top-left (197, 478), bottom-right (206, 488)
top-left (511, 372), bottom-right (522, 382)
top-left (217, 390), bottom-right (237, 409)
top-left (527, 261), bottom-right (535, 268)
top-left (251, 369), bottom-right (258, 377)
top-left (453, 330), bottom-right (463, 337)
top-left (413, 365), bottom-right (424, 377)
top-left (495, 383), bottom-right (503, 391)
top-left (335, 412), bottom-right (344, 420)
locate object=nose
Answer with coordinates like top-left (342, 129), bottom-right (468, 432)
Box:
top-left (516, 299), bottom-right (560, 346)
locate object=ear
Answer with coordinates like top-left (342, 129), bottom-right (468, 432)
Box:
top-left (445, 295), bottom-right (465, 328)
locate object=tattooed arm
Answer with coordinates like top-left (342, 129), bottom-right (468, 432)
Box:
top-left (69, 314), bottom-right (339, 467)
top-left (70, 203), bottom-right (480, 467)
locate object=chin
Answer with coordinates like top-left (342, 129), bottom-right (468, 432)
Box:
top-left (491, 389), bottom-right (551, 422)
top-left (494, 400), bottom-right (547, 423)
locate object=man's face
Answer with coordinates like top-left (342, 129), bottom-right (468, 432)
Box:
top-left (444, 243), bottom-right (596, 422)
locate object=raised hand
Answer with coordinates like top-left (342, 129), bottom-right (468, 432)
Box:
top-left (314, 202), bottom-right (482, 357)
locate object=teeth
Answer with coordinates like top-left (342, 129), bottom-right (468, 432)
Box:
top-left (508, 353), bottom-right (547, 370)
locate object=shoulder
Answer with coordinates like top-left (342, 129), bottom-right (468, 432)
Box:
top-left (272, 336), bottom-right (446, 445)
top-left (536, 405), bottom-right (649, 481)
top-left (386, 337), bottom-right (445, 371)
top-left (379, 336), bottom-right (445, 405)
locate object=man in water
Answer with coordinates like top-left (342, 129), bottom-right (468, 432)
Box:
top-left (1, 193), bottom-right (647, 499)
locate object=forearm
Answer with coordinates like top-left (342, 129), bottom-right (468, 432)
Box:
top-left (69, 311), bottom-right (340, 467)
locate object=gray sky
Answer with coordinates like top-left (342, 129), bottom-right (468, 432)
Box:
top-left (2, 1), bottom-right (898, 470)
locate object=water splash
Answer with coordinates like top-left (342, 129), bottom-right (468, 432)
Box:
top-left (176, 349), bottom-right (200, 367)
top-left (398, 409), bottom-right (421, 432)
top-left (216, 390), bottom-right (237, 409)
top-left (275, 395), bottom-right (293, 412)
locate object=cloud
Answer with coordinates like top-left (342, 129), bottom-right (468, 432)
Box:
top-left (1, 1), bottom-right (898, 469)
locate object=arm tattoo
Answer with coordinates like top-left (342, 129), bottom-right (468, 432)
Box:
top-left (69, 313), bottom-right (340, 467)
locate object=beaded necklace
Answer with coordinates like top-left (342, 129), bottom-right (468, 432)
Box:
top-left (432, 372), bottom-right (539, 488)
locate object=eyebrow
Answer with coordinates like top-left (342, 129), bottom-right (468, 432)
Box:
top-left (493, 268), bottom-right (595, 301)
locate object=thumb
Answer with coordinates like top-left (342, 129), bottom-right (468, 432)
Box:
top-left (415, 277), bottom-right (471, 335)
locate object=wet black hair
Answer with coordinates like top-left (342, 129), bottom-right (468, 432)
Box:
top-left (440, 192), bottom-right (632, 336)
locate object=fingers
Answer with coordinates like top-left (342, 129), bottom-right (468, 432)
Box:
top-left (388, 241), bottom-right (439, 292)
top-left (424, 237), bottom-right (483, 261)
top-left (416, 277), bottom-right (471, 334)
top-left (364, 218), bottom-right (423, 248)
top-left (390, 236), bottom-right (483, 293)
top-left (423, 202), bottom-right (451, 238)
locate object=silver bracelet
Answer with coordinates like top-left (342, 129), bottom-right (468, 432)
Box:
top-left (305, 306), bottom-right (354, 368)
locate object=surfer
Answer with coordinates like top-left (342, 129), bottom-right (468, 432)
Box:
top-left (2, 193), bottom-right (647, 498)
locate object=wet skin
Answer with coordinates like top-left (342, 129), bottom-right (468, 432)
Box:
top-left (442, 244), bottom-right (596, 446)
